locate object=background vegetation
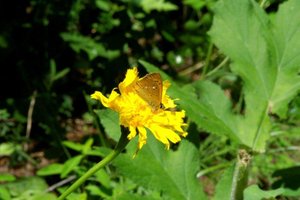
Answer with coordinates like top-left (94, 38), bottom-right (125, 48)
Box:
top-left (0, 0), bottom-right (299, 199)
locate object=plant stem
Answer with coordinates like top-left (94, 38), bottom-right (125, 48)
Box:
top-left (205, 56), bottom-right (230, 78)
top-left (57, 128), bottom-right (130, 200)
top-left (231, 149), bottom-right (251, 200)
top-left (201, 42), bottom-right (214, 78)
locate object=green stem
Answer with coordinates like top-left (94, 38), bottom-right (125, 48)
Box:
top-left (197, 162), bottom-right (232, 177)
top-left (231, 149), bottom-right (251, 200)
top-left (57, 128), bottom-right (130, 200)
top-left (201, 42), bottom-right (214, 78)
top-left (205, 56), bottom-right (230, 78)
top-left (259, 0), bottom-right (267, 8)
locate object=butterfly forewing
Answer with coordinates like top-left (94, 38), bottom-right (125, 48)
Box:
top-left (134, 73), bottom-right (163, 110)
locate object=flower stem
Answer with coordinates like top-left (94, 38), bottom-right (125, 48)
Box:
top-left (57, 128), bottom-right (130, 200)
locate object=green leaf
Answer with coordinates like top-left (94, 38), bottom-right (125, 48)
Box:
top-left (95, 0), bottom-right (110, 11)
top-left (94, 169), bottom-right (111, 189)
top-left (52, 68), bottom-right (70, 82)
top-left (50, 59), bottom-right (56, 80)
top-left (85, 148), bottom-right (108, 157)
top-left (0, 143), bottom-right (15, 156)
top-left (0, 173), bottom-right (16, 182)
top-left (65, 192), bottom-right (87, 200)
top-left (62, 141), bottom-right (83, 152)
top-left (183, 0), bottom-right (206, 10)
top-left (30, 192), bottom-right (57, 200)
top-left (214, 164), bottom-right (235, 200)
top-left (0, 187), bottom-right (10, 200)
top-left (140, 0), bottom-right (178, 13)
top-left (61, 33), bottom-right (120, 60)
top-left (0, 177), bottom-right (50, 198)
top-left (111, 192), bottom-right (158, 200)
top-left (113, 136), bottom-right (207, 200)
top-left (37, 163), bottom-right (63, 176)
top-left (208, 0), bottom-right (272, 152)
top-left (85, 184), bottom-right (110, 198)
top-left (95, 109), bottom-right (121, 141)
top-left (82, 138), bottom-right (94, 154)
top-left (0, 35), bottom-right (8, 48)
top-left (269, 0), bottom-right (300, 117)
top-left (139, 60), bottom-right (240, 143)
top-left (208, 0), bottom-right (300, 152)
top-left (244, 185), bottom-right (283, 200)
top-left (61, 155), bottom-right (83, 178)
top-left (182, 81), bottom-right (240, 142)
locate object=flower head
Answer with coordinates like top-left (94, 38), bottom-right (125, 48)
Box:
top-left (91, 67), bottom-right (187, 155)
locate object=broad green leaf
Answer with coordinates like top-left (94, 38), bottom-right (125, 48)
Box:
top-left (269, 0), bottom-right (300, 117)
top-left (113, 135), bottom-right (207, 200)
top-left (140, 60), bottom-right (240, 143)
top-left (181, 81), bottom-right (240, 142)
top-left (61, 155), bottom-right (83, 178)
top-left (208, 0), bottom-right (300, 152)
top-left (244, 185), bottom-right (283, 200)
top-left (95, 109), bottom-right (121, 141)
top-left (208, 0), bottom-right (273, 152)
top-left (214, 164), bottom-right (235, 200)
top-left (37, 163), bottom-right (63, 176)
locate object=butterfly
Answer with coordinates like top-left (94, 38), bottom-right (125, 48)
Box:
top-left (133, 73), bottom-right (163, 111)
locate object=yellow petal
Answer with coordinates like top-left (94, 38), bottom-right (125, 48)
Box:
top-left (127, 126), bottom-right (137, 140)
top-left (119, 67), bottom-right (139, 94)
top-left (91, 91), bottom-right (109, 107)
top-left (137, 127), bottom-right (147, 150)
top-left (149, 125), bottom-right (171, 149)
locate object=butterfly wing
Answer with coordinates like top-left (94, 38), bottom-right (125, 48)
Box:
top-left (134, 73), bottom-right (162, 110)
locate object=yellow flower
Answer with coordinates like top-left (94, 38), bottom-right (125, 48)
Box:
top-left (91, 67), bottom-right (187, 154)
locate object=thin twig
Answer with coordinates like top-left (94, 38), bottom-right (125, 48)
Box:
top-left (46, 175), bottom-right (77, 192)
top-left (24, 90), bottom-right (37, 151)
top-left (178, 62), bottom-right (204, 76)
